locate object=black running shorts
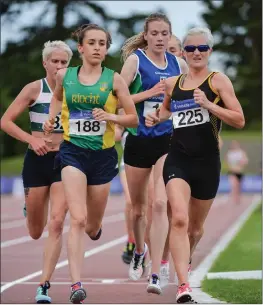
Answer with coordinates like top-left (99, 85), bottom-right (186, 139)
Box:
top-left (124, 133), bottom-right (171, 168)
top-left (163, 150), bottom-right (221, 200)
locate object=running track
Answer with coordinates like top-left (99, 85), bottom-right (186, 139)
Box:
top-left (1, 192), bottom-right (258, 304)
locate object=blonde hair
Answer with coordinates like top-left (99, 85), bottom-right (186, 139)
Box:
top-left (171, 34), bottom-right (182, 50)
top-left (42, 40), bottom-right (73, 62)
top-left (183, 27), bottom-right (214, 48)
top-left (121, 13), bottom-right (172, 62)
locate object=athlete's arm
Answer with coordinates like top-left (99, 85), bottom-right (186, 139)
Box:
top-left (194, 73), bottom-right (245, 129)
top-left (48, 69), bottom-right (66, 120)
top-left (93, 73), bottom-right (138, 128)
top-left (177, 57), bottom-right (188, 74)
top-left (157, 76), bottom-right (175, 122)
top-left (120, 54), bottom-right (165, 104)
top-left (115, 124), bottom-right (124, 142)
top-left (0, 81), bottom-right (51, 155)
top-left (145, 77), bottom-right (175, 127)
top-left (44, 69), bottom-right (67, 133)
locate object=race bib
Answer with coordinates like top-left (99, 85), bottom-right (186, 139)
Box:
top-left (143, 101), bottom-right (162, 117)
top-left (53, 114), bottom-right (63, 131)
top-left (69, 110), bottom-right (106, 136)
top-left (171, 98), bottom-right (210, 129)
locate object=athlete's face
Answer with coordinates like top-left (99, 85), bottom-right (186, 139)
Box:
top-left (78, 30), bottom-right (108, 65)
top-left (144, 20), bottom-right (171, 54)
top-left (43, 49), bottom-right (69, 81)
top-left (183, 34), bottom-right (212, 69)
top-left (168, 36), bottom-right (182, 57)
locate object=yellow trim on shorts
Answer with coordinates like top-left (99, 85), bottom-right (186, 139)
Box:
top-left (102, 91), bottom-right (117, 149)
top-left (61, 88), bottom-right (70, 142)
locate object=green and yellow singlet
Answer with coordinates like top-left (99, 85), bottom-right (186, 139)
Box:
top-left (61, 66), bottom-right (117, 150)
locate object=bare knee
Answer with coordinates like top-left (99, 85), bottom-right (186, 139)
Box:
top-left (48, 215), bottom-right (65, 237)
top-left (28, 226), bottom-right (44, 240)
top-left (152, 199), bottom-right (167, 214)
top-left (70, 216), bottom-right (87, 229)
top-left (171, 212), bottom-right (188, 231)
top-left (133, 205), bottom-right (146, 221)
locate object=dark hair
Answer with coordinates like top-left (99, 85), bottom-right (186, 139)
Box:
top-left (72, 24), bottom-right (112, 49)
top-left (121, 13), bottom-right (172, 61)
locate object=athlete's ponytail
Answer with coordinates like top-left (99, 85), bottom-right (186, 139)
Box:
top-left (121, 32), bottom-right (147, 62)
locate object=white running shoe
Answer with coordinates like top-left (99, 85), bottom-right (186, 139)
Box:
top-left (159, 262), bottom-right (170, 288)
top-left (147, 274), bottom-right (162, 295)
top-left (129, 243), bottom-right (148, 281)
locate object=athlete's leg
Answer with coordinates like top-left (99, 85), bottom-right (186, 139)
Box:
top-left (35, 182), bottom-right (68, 304)
top-left (149, 154), bottom-right (169, 276)
top-left (120, 169), bottom-right (134, 242)
top-left (120, 169), bottom-right (135, 264)
top-left (125, 164), bottom-right (152, 254)
top-left (85, 183), bottom-right (111, 239)
top-left (25, 186), bottom-right (49, 239)
top-left (145, 170), bottom-right (154, 259)
top-left (125, 164), bottom-right (152, 280)
top-left (188, 197), bottom-right (214, 258)
top-left (167, 178), bottom-right (191, 286)
top-left (62, 166), bottom-right (87, 284)
top-left (39, 181), bottom-right (68, 283)
top-left (162, 201), bottom-right (172, 262)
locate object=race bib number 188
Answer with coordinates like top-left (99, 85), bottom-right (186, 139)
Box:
top-left (69, 110), bottom-right (106, 136)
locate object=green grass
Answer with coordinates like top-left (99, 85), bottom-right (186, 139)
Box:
top-left (202, 203), bottom-right (262, 304)
top-left (209, 204), bottom-right (262, 272)
top-left (203, 279), bottom-right (262, 304)
top-left (221, 130), bottom-right (261, 140)
top-left (1, 154), bottom-right (24, 176)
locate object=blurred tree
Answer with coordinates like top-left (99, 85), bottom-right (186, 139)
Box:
top-left (201, 0), bottom-right (262, 130)
top-left (1, 0), bottom-right (154, 157)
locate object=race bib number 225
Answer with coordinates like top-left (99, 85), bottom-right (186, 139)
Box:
top-left (171, 98), bottom-right (210, 129)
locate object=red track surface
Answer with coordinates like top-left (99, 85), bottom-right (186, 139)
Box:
top-left (1, 193), bottom-right (256, 304)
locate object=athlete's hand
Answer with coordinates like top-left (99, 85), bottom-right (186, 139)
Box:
top-left (92, 108), bottom-right (113, 122)
top-left (149, 79), bottom-right (166, 97)
top-left (194, 88), bottom-right (211, 109)
top-left (29, 136), bottom-right (52, 156)
top-left (43, 118), bottom-right (55, 135)
top-left (145, 108), bottom-right (160, 127)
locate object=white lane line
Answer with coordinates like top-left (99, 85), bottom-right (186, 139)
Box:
top-left (191, 194), bottom-right (261, 287)
top-left (1, 219), bottom-right (26, 230)
top-left (1, 212), bottom-right (124, 248)
top-left (101, 279), bottom-right (116, 284)
top-left (207, 270), bottom-right (262, 280)
top-left (1, 235), bottom-right (127, 293)
top-left (1, 281), bottom-right (174, 286)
